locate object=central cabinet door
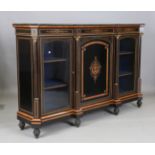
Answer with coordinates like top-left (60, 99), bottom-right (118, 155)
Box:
top-left (40, 37), bottom-right (73, 114)
top-left (81, 38), bottom-right (112, 102)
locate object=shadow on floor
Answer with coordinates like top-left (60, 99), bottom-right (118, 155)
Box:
top-left (0, 104), bottom-right (5, 109)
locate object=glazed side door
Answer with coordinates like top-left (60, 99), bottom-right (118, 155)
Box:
top-left (40, 37), bottom-right (73, 115)
top-left (116, 35), bottom-right (140, 97)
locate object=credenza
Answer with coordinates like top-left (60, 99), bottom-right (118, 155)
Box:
top-left (13, 24), bottom-right (144, 138)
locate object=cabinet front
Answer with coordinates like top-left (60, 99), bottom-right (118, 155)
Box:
top-left (40, 37), bottom-right (73, 114)
top-left (80, 37), bottom-right (113, 103)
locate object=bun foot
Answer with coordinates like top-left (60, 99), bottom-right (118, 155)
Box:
top-left (137, 97), bottom-right (143, 108)
top-left (33, 128), bottom-right (40, 138)
top-left (19, 121), bottom-right (25, 130)
top-left (73, 116), bottom-right (81, 127)
top-left (113, 105), bottom-right (119, 115)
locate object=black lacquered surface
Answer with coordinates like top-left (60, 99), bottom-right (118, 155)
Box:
top-left (83, 43), bottom-right (108, 99)
top-left (18, 39), bottom-right (32, 112)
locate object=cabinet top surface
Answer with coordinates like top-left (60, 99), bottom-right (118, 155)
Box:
top-left (13, 23), bottom-right (144, 29)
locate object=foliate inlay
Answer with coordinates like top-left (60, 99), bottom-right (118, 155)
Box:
top-left (89, 56), bottom-right (102, 83)
top-left (74, 36), bottom-right (81, 41)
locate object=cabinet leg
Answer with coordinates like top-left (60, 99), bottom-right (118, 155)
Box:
top-left (113, 105), bottom-right (120, 115)
top-left (137, 97), bottom-right (143, 108)
top-left (73, 116), bottom-right (81, 127)
top-left (105, 105), bottom-right (120, 115)
top-left (33, 128), bottom-right (40, 138)
top-left (19, 120), bottom-right (25, 130)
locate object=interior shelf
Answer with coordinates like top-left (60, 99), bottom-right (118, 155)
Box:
top-left (44, 80), bottom-right (67, 90)
top-left (44, 57), bottom-right (67, 63)
top-left (119, 51), bottom-right (134, 55)
top-left (119, 89), bottom-right (133, 94)
top-left (119, 71), bottom-right (133, 77)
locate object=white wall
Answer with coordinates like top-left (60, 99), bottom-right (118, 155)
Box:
top-left (0, 11), bottom-right (154, 95)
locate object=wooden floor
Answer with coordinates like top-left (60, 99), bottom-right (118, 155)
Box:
top-left (0, 91), bottom-right (155, 142)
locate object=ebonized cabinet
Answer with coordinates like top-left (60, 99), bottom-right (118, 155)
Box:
top-left (13, 24), bottom-right (144, 138)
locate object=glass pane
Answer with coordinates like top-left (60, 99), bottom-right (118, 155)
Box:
top-left (119, 76), bottom-right (134, 93)
top-left (120, 38), bottom-right (135, 52)
top-left (44, 40), bottom-right (69, 61)
top-left (119, 55), bottom-right (134, 75)
top-left (119, 37), bottom-right (136, 94)
top-left (44, 62), bottom-right (68, 89)
top-left (42, 39), bottom-right (70, 113)
top-left (44, 87), bottom-right (69, 113)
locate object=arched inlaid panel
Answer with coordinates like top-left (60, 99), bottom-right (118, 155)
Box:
top-left (81, 41), bottom-right (109, 101)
